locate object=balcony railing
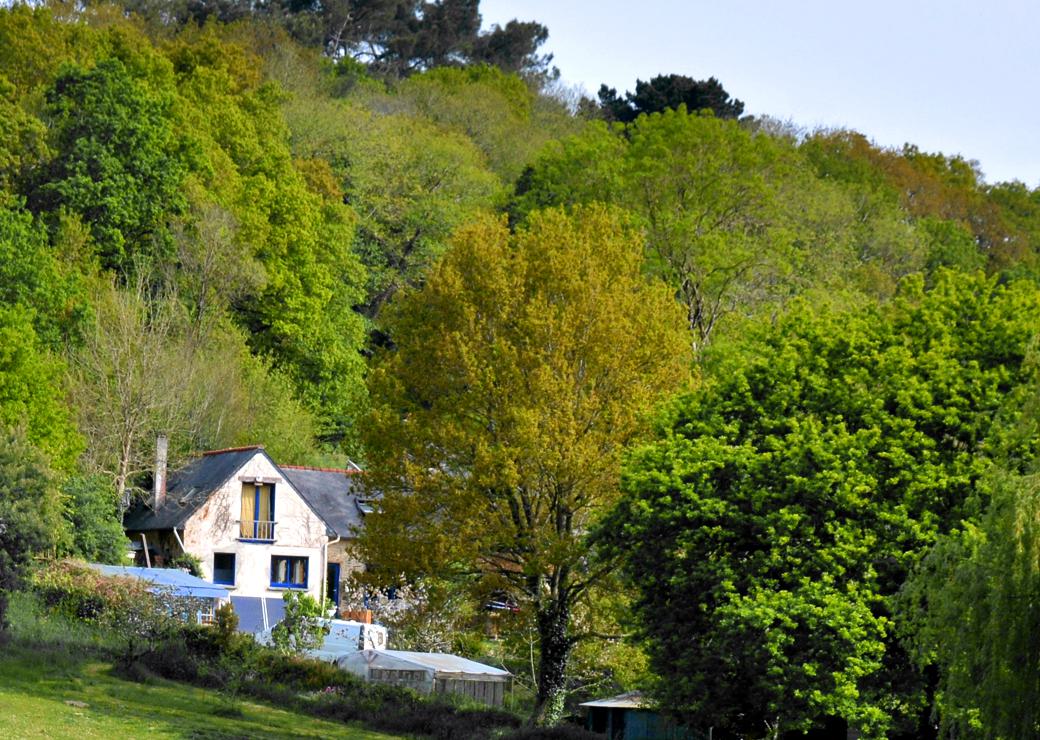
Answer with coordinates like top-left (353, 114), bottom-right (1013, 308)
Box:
top-left (240, 519), bottom-right (275, 541)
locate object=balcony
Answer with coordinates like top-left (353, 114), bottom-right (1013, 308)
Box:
top-left (239, 519), bottom-right (275, 541)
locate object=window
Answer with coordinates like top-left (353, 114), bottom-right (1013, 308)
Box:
top-left (213, 553), bottom-right (236, 585)
top-left (240, 482), bottom-right (275, 540)
top-left (198, 601), bottom-right (216, 625)
top-left (271, 555), bottom-right (308, 589)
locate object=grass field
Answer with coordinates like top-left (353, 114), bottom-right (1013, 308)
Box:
top-left (0, 593), bottom-right (399, 740)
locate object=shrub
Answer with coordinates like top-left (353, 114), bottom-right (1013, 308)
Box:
top-left (168, 552), bottom-right (203, 578)
top-left (270, 591), bottom-right (329, 655)
top-left (501, 724), bottom-right (600, 739)
top-left (32, 559), bottom-right (205, 666)
top-left (0, 429), bottom-right (62, 631)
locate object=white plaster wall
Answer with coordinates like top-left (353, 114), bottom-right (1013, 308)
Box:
top-left (182, 452), bottom-right (327, 600)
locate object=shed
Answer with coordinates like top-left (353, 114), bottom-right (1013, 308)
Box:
top-left (88, 564), bottom-right (229, 624)
top-left (580, 692), bottom-right (691, 740)
top-left (336, 649), bottom-right (511, 707)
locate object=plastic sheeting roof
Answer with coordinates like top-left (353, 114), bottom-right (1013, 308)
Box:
top-left (88, 564), bottom-right (229, 600)
top-left (340, 649), bottom-right (511, 678)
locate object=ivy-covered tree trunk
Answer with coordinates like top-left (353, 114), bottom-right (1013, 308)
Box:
top-left (532, 594), bottom-right (573, 726)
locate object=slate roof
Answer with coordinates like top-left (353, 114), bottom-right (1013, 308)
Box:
top-left (123, 446), bottom-right (270, 532)
top-left (280, 466), bottom-right (367, 538)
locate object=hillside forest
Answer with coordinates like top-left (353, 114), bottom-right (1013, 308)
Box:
top-left (3, 1), bottom-right (1040, 737)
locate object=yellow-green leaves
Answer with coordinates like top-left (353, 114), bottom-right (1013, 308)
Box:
top-left (358, 206), bottom-right (690, 715)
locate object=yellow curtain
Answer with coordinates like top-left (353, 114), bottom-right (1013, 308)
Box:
top-left (257, 484), bottom-right (273, 522)
top-left (240, 483), bottom-right (256, 537)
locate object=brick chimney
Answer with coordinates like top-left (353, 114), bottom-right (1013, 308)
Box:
top-left (154, 434), bottom-right (168, 509)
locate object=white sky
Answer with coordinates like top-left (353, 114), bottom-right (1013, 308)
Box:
top-left (480, 0), bottom-right (1040, 186)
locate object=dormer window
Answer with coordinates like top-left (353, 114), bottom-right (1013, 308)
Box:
top-left (240, 481), bottom-right (275, 541)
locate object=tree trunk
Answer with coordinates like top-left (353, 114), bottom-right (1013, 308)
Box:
top-left (531, 597), bottom-right (572, 726)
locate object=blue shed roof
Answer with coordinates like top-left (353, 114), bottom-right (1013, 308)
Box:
top-left (89, 564), bottom-right (229, 600)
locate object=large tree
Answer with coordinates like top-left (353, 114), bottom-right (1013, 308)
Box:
top-left (100, 0), bottom-right (553, 79)
top-left (356, 206), bottom-right (690, 724)
top-left (600, 271), bottom-right (1040, 738)
top-left (597, 74), bottom-right (744, 123)
top-left (901, 466), bottom-right (1040, 739)
top-left (30, 57), bottom-right (186, 273)
top-left (514, 110), bottom-right (916, 354)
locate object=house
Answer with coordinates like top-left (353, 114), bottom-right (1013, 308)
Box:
top-left (123, 443), bottom-right (374, 623)
top-left (336, 650), bottom-right (512, 707)
top-left (279, 464), bottom-right (370, 610)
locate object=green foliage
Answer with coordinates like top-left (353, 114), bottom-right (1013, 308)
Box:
top-left (900, 463), bottom-right (1040, 737)
top-left (359, 206), bottom-right (691, 722)
top-left (32, 57), bottom-right (186, 272)
top-left (270, 591), bottom-right (330, 656)
top-left (0, 197), bottom-right (89, 350)
top-left (165, 31), bottom-right (370, 444)
top-left (0, 305), bottom-right (80, 471)
top-left (61, 475), bottom-right (127, 564)
top-left (515, 109), bottom-right (912, 352)
top-left (0, 430), bottom-right (62, 630)
top-left (597, 74), bottom-right (744, 122)
top-left (602, 271), bottom-right (1040, 737)
top-left (0, 74), bottom-right (48, 193)
top-left (169, 552), bottom-right (204, 578)
top-left (285, 91), bottom-right (501, 318)
top-left (396, 65), bottom-right (578, 182)
top-left (801, 129), bottom-right (1022, 273)
top-left (33, 559), bottom-right (204, 667)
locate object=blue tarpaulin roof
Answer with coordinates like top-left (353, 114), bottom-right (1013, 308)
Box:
top-left (89, 564), bottom-right (229, 600)
top-left (231, 596), bottom-right (287, 633)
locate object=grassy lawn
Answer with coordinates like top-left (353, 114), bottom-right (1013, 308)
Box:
top-left (0, 594), bottom-right (398, 740)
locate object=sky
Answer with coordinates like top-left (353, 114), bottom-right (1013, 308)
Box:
top-left (479, 0), bottom-right (1040, 186)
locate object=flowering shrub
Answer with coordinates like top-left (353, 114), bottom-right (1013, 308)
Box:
top-left (340, 580), bottom-right (475, 652)
top-left (32, 559), bottom-right (205, 665)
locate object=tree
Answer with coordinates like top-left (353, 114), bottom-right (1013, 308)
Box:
top-left (0, 429), bottom-right (62, 632)
top-left (514, 110), bottom-right (897, 354)
top-left (597, 74), bottom-right (744, 123)
top-left (396, 65), bottom-right (580, 182)
top-left (108, 0), bottom-right (553, 79)
top-left (0, 196), bottom-right (89, 350)
top-left (0, 73), bottom-right (48, 193)
top-left (68, 280), bottom-right (194, 507)
top-left (61, 475), bottom-right (129, 565)
top-left (600, 271), bottom-right (1040, 738)
top-left (0, 304), bottom-right (81, 472)
top-left (900, 467), bottom-right (1040, 739)
top-left (357, 206), bottom-right (690, 724)
top-left (31, 57), bottom-right (186, 273)
top-left (284, 93), bottom-right (501, 319)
